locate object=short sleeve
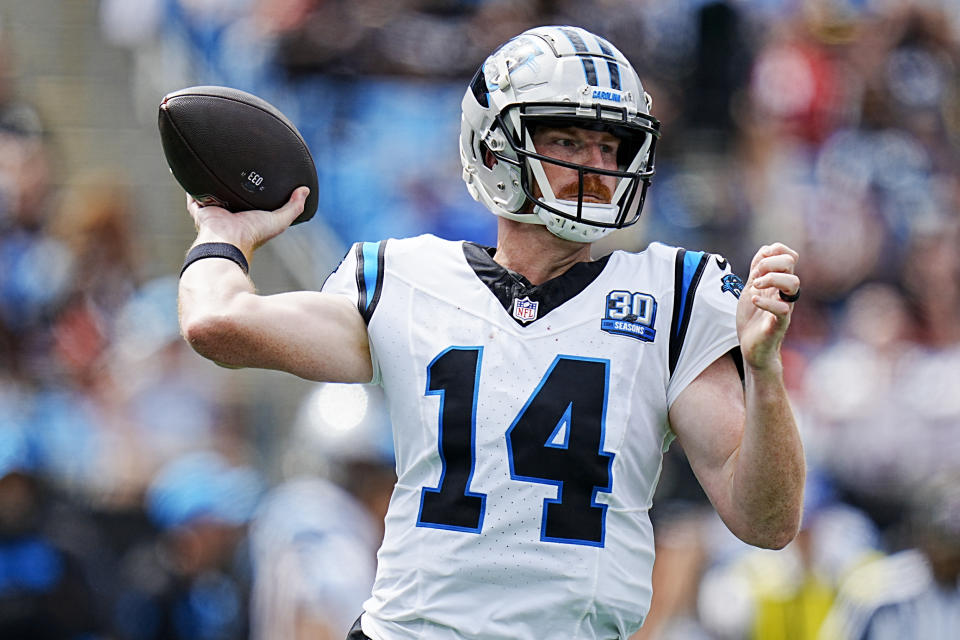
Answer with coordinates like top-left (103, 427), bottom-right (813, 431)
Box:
top-left (320, 241), bottom-right (386, 385)
top-left (321, 241), bottom-right (388, 325)
top-left (321, 243), bottom-right (361, 299)
top-left (666, 251), bottom-right (742, 407)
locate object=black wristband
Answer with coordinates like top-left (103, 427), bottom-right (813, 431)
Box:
top-left (180, 242), bottom-right (249, 277)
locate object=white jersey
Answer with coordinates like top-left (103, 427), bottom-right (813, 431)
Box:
top-left (322, 234), bottom-right (741, 640)
top-left (249, 477), bottom-right (380, 640)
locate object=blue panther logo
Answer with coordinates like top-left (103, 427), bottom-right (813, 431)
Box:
top-left (721, 274), bottom-right (744, 299)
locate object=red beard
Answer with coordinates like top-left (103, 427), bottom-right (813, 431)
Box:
top-left (556, 174), bottom-right (613, 203)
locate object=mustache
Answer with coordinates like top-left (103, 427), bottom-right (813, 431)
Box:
top-left (556, 175), bottom-right (613, 203)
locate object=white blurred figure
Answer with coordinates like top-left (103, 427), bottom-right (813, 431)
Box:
top-left (820, 472), bottom-right (960, 640)
top-left (801, 283), bottom-right (913, 508)
top-left (249, 382), bottom-right (395, 640)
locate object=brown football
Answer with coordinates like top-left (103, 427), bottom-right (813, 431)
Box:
top-left (158, 85), bottom-right (318, 225)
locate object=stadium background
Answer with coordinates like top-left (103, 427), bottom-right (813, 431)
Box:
top-left (0, 0), bottom-right (958, 638)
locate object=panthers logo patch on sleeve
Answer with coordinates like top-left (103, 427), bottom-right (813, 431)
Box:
top-left (721, 274), bottom-right (744, 299)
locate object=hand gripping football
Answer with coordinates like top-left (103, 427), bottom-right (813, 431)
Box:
top-left (158, 85), bottom-right (318, 225)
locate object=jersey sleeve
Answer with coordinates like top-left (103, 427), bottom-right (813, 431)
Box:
top-left (321, 241), bottom-right (388, 321)
top-left (320, 240), bottom-right (389, 384)
top-left (665, 250), bottom-right (742, 407)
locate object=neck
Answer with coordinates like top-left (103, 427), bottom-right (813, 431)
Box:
top-left (493, 219), bottom-right (592, 285)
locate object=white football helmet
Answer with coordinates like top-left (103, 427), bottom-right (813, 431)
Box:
top-left (460, 25), bottom-right (661, 243)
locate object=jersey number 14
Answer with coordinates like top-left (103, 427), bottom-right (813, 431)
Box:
top-left (417, 347), bottom-right (614, 546)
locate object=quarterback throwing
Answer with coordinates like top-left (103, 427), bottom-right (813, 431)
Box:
top-left (178, 25), bottom-right (804, 640)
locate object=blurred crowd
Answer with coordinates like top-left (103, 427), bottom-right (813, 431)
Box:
top-left (0, 0), bottom-right (956, 638)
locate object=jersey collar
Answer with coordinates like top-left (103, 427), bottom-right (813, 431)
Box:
top-left (462, 242), bottom-right (610, 326)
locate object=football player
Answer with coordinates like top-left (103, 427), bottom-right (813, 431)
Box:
top-left (178, 25), bottom-right (805, 640)
top-left (249, 383), bottom-right (395, 640)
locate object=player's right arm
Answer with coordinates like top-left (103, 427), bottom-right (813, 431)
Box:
top-left (178, 187), bottom-right (373, 383)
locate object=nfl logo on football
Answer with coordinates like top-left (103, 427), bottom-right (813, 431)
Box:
top-left (512, 296), bottom-right (539, 323)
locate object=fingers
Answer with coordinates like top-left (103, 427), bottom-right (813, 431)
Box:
top-left (750, 293), bottom-right (792, 318)
top-left (292, 186), bottom-right (311, 202)
top-left (186, 193), bottom-right (232, 218)
top-left (752, 271), bottom-right (800, 299)
top-left (754, 255), bottom-right (796, 279)
top-left (749, 243), bottom-right (799, 273)
top-left (276, 186), bottom-right (310, 223)
top-left (747, 244), bottom-right (799, 303)
top-left (184, 187), bottom-right (310, 221)
top-left (745, 243), bottom-right (800, 322)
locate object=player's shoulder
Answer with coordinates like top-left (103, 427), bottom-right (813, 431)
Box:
top-left (377, 234), bottom-right (467, 279)
top-left (345, 232), bottom-right (456, 248)
top-left (337, 234), bottom-right (462, 275)
top-left (607, 241), bottom-right (717, 262)
top-left (380, 233), bottom-right (461, 257)
top-left (606, 240), bottom-right (676, 263)
top-left (608, 243), bottom-right (744, 315)
top-left (607, 242), bottom-right (733, 276)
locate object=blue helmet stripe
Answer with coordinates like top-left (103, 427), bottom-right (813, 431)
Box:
top-left (594, 35), bottom-right (614, 54)
top-left (561, 27), bottom-right (589, 53)
top-left (593, 36), bottom-right (621, 90)
top-left (581, 57), bottom-right (599, 86)
top-left (605, 61), bottom-right (620, 90)
top-left (560, 28), bottom-right (599, 86)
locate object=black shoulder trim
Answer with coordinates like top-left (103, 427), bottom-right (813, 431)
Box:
top-left (354, 243), bottom-right (366, 317)
top-left (365, 241), bottom-right (387, 324)
top-left (669, 249), bottom-right (710, 376)
top-left (354, 240), bottom-right (388, 325)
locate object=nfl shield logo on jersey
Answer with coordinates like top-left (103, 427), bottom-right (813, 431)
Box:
top-left (512, 296), bottom-right (539, 323)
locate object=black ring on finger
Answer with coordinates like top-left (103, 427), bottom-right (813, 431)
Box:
top-left (779, 288), bottom-right (800, 303)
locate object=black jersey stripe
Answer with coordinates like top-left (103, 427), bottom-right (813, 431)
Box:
top-left (354, 243), bottom-right (367, 317)
top-left (669, 249), bottom-right (710, 376)
top-left (355, 240), bottom-right (388, 324)
top-left (365, 240), bottom-right (387, 323)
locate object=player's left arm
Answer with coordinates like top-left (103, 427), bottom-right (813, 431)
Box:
top-left (669, 243), bottom-right (805, 549)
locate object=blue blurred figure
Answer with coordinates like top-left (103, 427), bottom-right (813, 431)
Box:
top-left (110, 451), bottom-right (263, 640)
top-left (0, 422), bottom-right (107, 639)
